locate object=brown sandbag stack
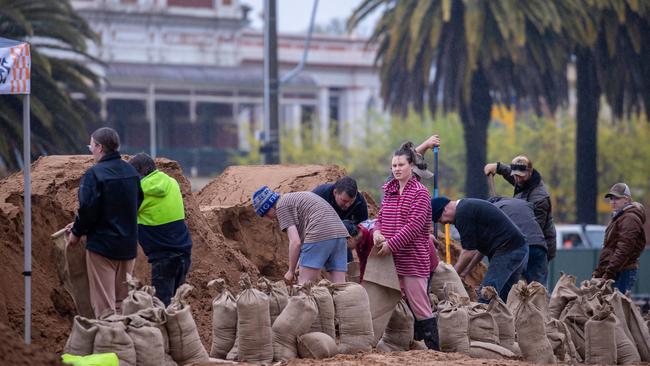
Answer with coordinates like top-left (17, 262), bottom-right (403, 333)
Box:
top-left (166, 284), bottom-right (209, 365)
top-left (512, 281), bottom-right (556, 364)
top-left (257, 277), bottom-right (288, 325)
top-left (376, 299), bottom-right (414, 352)
top-left (618, 291), bottom-right (650, 361)
top-left (136, 307), bottom-right (170, 355)
top-left (560, 296), bottom-right (591, 360)
top-left (207, 278), bottom-right (238, 359)
top-left (546, 317), bottom-right (580, 363)
top-left (585, 303), bottom-right (617, 365)
top-left (331, 282), bottom-right (374, 354)
top-left (308, 281), bottom-right (336, 339)
top-left (429, 261), bottom-right (469, 300)
top-left (93, 319), bottom-right (137, 366)
top-left (469, 341), bottom-right (517, 360)
top-left (481, 286), bottom-right (517, 354)
top-left (467, 303), bottom-right (499, 345)
top-left (297, 332), bottom-right (338, 359)
top-left (122, 279), bottom-right (155, 316)
top-left (236, 274), bottom-right (273, 364)
top-left (126, 315), bottom-right (165, 366)
top-left (272, 291), bottom-right (318, 361)
top-left (507, 280), bottom-right (549, 320)
top-left (64, 316), bottom-right (99, 356)
top-left (437, 289), bottom-right (470, 354)
top-left (549, 272), bottom-right (581, 319)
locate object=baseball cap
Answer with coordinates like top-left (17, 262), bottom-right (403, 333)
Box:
top-left (510, 155), bottom-right (532, 177)
top-left (412, 153), bottom-right (434, 179)
top-left (605, 183), bottom-right (631, 199)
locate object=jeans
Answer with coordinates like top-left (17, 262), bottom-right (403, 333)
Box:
top-left (479, 243), bottom-right (529, 303)
top-left (151, 252), bottom-right (192, 307)
top-left (523, 246), bottom-right (549, 288)
top-left (614, 268), bottom-right (637, 294)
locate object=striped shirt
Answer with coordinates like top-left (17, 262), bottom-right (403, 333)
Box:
top-left (276, 192), bottom-right (349, 244)
top-left (377, 176), bottom-right (432, 277)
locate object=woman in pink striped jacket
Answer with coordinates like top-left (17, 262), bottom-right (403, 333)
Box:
top-left (374, 141), bottom-right (438, 350)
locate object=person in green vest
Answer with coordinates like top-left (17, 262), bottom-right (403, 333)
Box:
top-left (128, 153), bottom-right (192, 306)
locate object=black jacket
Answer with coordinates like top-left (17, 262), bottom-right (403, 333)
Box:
top-left (72, 151), bottom-right (143, 260)
top-left (312, 183), bottom-right (368, 225)
top-left (496, 164), bottom-right (557, 260)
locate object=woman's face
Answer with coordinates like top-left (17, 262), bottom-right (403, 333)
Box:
top-left (391, 154), bottom-right (413, 181)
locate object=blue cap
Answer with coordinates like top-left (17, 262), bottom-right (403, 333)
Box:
top-left (431, 196), bottom-right (451, 222)
top-left (252, 186), bottom-right (280, 216)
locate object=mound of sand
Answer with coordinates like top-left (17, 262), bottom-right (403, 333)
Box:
top-left (0, 156), bottom-right (258, 352)
top-left (0, 322), bottom-right (62, 366)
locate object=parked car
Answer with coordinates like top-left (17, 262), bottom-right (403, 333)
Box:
top-left (556, 224), bottom-right (606, 249)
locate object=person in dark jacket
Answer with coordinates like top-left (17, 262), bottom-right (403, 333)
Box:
top-left (484, 156), bottom-right (557, 265)
top-left (313, 176), bottom-right (368, 262)
top-left (67, 127), bottom-right (143, 318)
top-left (128, 153), bottom-right (193, 306)
top-left (432, 197), bottom-right (528, 303)
top-left (489, 197), bottom-right (549, 287)
top-left (593, 183), bottom-right (647, 294)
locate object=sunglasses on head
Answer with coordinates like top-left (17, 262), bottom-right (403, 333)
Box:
top-left (510, 164), bottom-right (529, 172)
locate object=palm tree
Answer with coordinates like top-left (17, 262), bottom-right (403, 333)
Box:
top-left (574, 1), bottom-right (650, 223)
top-left (0, 0), bottom-right (100, 174)
top-left (349, 0), bottom-right (589, 198)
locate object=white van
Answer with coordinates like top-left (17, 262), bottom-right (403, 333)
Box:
top-left (556, 224), bottom-right (606, 250)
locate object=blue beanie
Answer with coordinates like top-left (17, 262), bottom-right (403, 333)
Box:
top-left (252, 186), bottom-right (280, 217)
top-left (431, 196), bottom-right (451, 222)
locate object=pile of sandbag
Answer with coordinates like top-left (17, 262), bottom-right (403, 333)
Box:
top-left (64, 282), bottom-right (208, 366)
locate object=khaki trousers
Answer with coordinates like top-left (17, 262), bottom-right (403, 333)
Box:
top-left (86, 250), bottom-right (135, 318)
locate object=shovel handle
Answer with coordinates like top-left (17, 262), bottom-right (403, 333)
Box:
top-left (487, 174), bottom-right (496, 197)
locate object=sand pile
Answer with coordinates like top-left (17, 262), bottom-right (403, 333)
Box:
top-left (0, 321), bottom-right (62, 366)
top-left (0, 155), bottom-right (258, 352)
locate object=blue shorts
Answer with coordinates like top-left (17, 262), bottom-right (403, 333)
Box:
top-left (299, 237), bottom-right (347, 272)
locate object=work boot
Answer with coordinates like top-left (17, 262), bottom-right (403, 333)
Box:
top-left (414, 317), bottom-right (440, 351)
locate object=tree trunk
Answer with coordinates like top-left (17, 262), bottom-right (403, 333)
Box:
top-left (575, 49), bottom-right (600, 224)
top-left (459, 69), bottom-right (492, 198)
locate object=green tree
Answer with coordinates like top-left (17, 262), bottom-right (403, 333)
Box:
top-left (348, 0), bottom-right (589, 198)
top-left (0, 0), bottom-right (100, 174)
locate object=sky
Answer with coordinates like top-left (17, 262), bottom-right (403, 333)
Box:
top-left (241, 0), bottom-right (381, 36)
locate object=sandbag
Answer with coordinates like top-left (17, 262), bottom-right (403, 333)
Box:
top-left (272, 293), bottom-right (318, 361)
top-left (546, 317), bottom-right (580, 363)
top-left (331, 282), bottom-right (374, 354)
top-left (437, 301), bottom-right (470, 354)
top-left (308, 284), bottom-right (336, 339)
top-left (166, 284), bottom-right (209, 365)
top-left (549, 272), bottom-right (580, 320)
top-left (207, 279), bottom-right (238, 359)
top-left (51, 228), bottom-right (94, 318)
top-left (585, 303), bottom-right (617, 365)
top-left (64, 316), bottom-right (98, 356)
top-left (377, 300), bottom-right (414, 352)
top-left (361, 247), bottom-right (402, 346)
top-left (257, 277), bottom-right (288, 325)
top-left (613, 313), bottom-right (641, 365)
top-left (507, 280), bottom-right (549, 320)
top-left (126, 315), bottom-right (165, 366)
top-left (467, 302), bottom-right (499, 344)
top-left (560, 296), bottom-right (590, 360)
top-left (469, 341), bottom-right (516, 360)
top-left (135, 307), bottom-right (169, 354)
top-left (429, 261), bottom-right (469, 300)
top-left (93, 320), bottom-right (137, 366)
top-left (225, 331), bottom-right (239, 361)
top-left (236, 274), bottom-right (273, 364)
top-left (513, 281), bottom-right (556, 364)
top-left (122, 279), bottom-right (155, 316)
top-left (619, 292), bottom-right (650, 361)
top-left (297, 332), bottom-right (338, 359)
top-left (481, 286), bottom-right (516, 352)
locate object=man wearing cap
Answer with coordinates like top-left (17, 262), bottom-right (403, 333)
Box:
top-left (593, 183), bottom-right (646, 293)
top-left (431, 197), bottom-right (528, 302)
top-left (484, 156), bottom-right (556, 266)
top-left (252, 186), bottom-right (349, 284)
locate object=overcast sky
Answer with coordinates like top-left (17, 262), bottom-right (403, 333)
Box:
top-left (241, 0), bottom-right (381, 36)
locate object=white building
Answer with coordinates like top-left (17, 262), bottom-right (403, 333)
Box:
top-left (71, 0), bottom-right (381, 175)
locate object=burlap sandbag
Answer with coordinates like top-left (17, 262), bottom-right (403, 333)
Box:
top-left (585, 303), bottom-right (617, 365)
top-left (360, 246), bottom-right (401, 346)
top-left (481, 287), bottom-right (516, 352)
top-left (613, 313), bottom-right (641, 364)
top-left (546, 317), bottom-right (580, 363)
top-left (135, 307), bottom-right (169, 354)
top-left (272, 293), bottom-right (318, 361)
top-left (429, 261), bottom-right (469, 300)
top-left (331, 282), bottom-right (374, 354)
top-left (619, 292), bottom-right (650, 361)
top-left (237, 274), bottom-right (273, 364)
top-left (207, 279), bottom-right (238, 359)
top-left (513, 282), bottom-right (556, 364)
top-left (257, 277), bottom-right (288, 325)
top-left (507, 280), bottom-right (549, 320)
top-left (166, 284), bottom-right (209, 365)
top-left (93, 320), bottom-right (137, 366)
top-left (126, 315), bottom-right (165, 366)
top-left (297, 332), bottom-right (338, 359)
top-left (469, 341), bottom-right (517, 359)
top-left (437, 291), bottom-right (470, 354)
top-left (347, 261), bottom-right (361, 283)
top-left (376, 299), bottom-right (414, 352)
top-left (122, 279), bottom-right (155, 316)
top-left (51, 228), bottom-right (94, 318)
top-left (226, 331), bottom-right (239, 361)
top-left (308, 284), bottom-right (336, 339)
top-left (549, 272), bottom-right (581, 320)
top-left (64, 316), bottom-right (99, 356)
top-left (467, 302), bottom-right (499, 344)
top-left (560, 296), bottom-right (590, 360)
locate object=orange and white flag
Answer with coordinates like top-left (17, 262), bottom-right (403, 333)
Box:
top-left (0, 38), bottom-right (30, 95)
